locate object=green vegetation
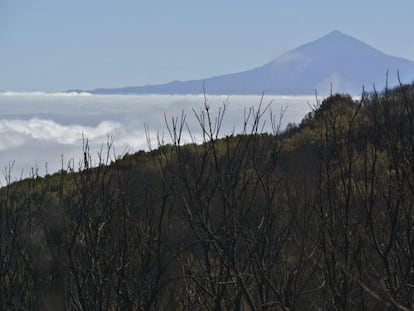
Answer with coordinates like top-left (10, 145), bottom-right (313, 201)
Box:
top-left (1, 82), bottom-right (414, 310)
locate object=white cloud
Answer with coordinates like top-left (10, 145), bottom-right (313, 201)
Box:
top-left (0, 91), bottom-right (92, 97)
top-left (0, 93), bottom-right (316, 184)
top-left (0, 118), bottom-right (122, 146)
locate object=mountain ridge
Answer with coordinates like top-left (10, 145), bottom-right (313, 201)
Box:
top-left (83, 31), bottom-right (414, 95)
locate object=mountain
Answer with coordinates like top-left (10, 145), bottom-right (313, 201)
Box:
top-left (89, 31), bottom-right (414, 95)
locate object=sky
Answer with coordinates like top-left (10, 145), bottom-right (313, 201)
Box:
top-left (1, 0), bottom-right (414, 91)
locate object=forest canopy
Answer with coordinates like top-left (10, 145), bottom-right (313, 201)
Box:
top-left (1, 82), bottom-right (414, 310)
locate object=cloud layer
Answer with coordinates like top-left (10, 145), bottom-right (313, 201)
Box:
top-left (0, 92), bottom-right (315, 184)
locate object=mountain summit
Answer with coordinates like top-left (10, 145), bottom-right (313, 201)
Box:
top-left (90, 31), bottom-right (414, 95)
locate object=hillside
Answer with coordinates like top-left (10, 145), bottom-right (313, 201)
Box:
top-left (2, 83), bottom-right (414, 309)
top-left (87, 31), bottom-right (414, 95)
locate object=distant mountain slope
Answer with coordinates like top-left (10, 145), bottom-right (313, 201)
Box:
top-left (89, 31), bottom-right (414, 95)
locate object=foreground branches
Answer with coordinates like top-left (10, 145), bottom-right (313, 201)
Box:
top-left (1, 83), bottom-right (414, 310)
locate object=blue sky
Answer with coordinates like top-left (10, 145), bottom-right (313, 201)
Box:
top-left (1, 0), bottom-right (414, 91)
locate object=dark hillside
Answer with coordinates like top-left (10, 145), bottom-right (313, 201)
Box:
top-left (1, 82), bottom-right (414, 310)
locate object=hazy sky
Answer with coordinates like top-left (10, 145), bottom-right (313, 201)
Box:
top-left (1, 0), bottom-right (414, 91)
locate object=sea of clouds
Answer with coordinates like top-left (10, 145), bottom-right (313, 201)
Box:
top-left (0, 92), bottom-right (316, 185)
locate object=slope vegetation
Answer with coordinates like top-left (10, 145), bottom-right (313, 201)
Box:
top-left (2, 83), bottom-right (414, 310)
